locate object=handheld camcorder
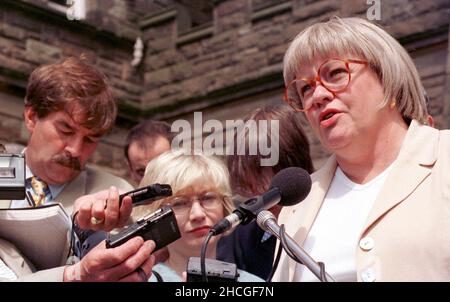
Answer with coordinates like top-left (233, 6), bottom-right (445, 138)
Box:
top-left (0, 147), bottom-right (25, 200)
top-left (186, 257), bottom-right (239, 282)
top-left (119, 183), bottom-right (172, 206)
top-left (105, 205), bottom-right (181, 250)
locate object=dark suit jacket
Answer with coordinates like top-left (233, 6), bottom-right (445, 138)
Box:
top-left (216, 220), bottom-right (276, 280)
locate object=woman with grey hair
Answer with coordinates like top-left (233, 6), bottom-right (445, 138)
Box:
top-left (132, 150), bottom-right (263, 282)
top-left (274, 17), bottom-right (450, 282)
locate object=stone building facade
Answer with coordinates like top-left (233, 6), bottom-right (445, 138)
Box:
top-left (0, 0), bottom-right (449, 181)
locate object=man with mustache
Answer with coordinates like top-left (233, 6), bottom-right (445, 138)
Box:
top-left (0, 57), bottom-right (155, 281)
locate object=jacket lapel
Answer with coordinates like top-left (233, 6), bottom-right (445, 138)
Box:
top-left (286, 155), bottom-right (337, 280)
top-left (361, 121), bottom-right (438, 235)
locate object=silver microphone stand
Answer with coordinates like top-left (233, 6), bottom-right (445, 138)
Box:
top-left (257, 210), bottom-right (336, 282)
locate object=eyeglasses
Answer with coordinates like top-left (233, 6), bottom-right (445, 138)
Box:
top-left (283, 58), bottom-right (368, 112)
top-left (169, 192), bottom-right (223, 216)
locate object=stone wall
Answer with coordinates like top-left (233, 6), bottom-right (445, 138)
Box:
top-left (138, 0), bottom-right (450, 169)
top-left (0, 0), bottom-right (142, 178)
top-left (0, 0), bottom-right (449, 180)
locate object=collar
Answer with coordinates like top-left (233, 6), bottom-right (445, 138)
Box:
top-left (25, 165), bottom-right (66, 199)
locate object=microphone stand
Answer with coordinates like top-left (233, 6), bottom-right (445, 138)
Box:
top-left (257, 211), bottom-right (336, 282)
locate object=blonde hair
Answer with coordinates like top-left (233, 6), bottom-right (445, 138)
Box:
top-left (283, 17), bottom-right (428, 124)
top-left (132, 150), bottom-right (234, 219)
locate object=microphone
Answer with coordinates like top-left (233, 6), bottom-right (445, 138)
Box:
top-left (256, 210), bottom-right (281, 239)
top-left (211, 167), bottom-right (311, 235)
top-left (119, 183), bottom-right (172, 207)
top-left (257, 210), bottom-right (336, 282)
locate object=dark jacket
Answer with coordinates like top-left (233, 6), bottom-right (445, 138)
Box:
top-left (217, 220), bottom-right (276, 280)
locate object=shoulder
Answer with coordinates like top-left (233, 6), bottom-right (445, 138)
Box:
top-left (436, 128), bottom-right (450, 161)
top-left (217, 221), bottom-right (261, 261)
top-left (309, 155), bottom-right (337, 182)
top-left (230, 221), bottom-right (261, 238)
top-left (278, 155), bottom-right (336, 223)
top-left (403, 121), bottom-right (450, 170)
top-left (438, 128), bottom-right (450, 148)
top-left (84, 166), bottom-right (134, 192)
top-left (218, 221), bottom-right (262, 248)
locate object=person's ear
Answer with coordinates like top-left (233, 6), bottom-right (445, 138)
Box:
top-left (427, 115), bottom-right (435, 128)
top-left (24, 106), bottom-right (38, 133)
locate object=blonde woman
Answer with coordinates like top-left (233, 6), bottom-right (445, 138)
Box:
top-left (132, 150), bottom-right (263, 282)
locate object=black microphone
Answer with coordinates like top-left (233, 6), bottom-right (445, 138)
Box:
top-left (211, 167), bottom-right (312, 235)
top-left (118, 183), bottom-right (172, 207)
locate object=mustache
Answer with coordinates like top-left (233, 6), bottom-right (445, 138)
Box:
top-left (51, 152), bottom-right (82, 171)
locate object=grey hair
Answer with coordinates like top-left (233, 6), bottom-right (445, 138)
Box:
top-left (283, 16), bottom-right (428, 124)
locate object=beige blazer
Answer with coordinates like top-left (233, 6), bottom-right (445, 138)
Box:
top-left (0, 239), bottom-right (65, 281)
top-left (0, 166), bottom-right (133, 281)
top-left (273, 120), bottom-right (450, 282)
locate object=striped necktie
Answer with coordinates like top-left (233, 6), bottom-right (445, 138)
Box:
top-left (27, 176), bottom-right (52, 207)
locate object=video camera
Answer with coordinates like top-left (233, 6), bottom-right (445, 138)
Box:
top-left (0, 145), bottom-right (25, 200)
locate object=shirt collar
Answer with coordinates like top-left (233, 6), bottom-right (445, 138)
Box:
top-left (25, 165), bottom-right (66, 199)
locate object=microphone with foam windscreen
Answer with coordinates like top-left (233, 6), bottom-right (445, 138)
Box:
top-left (210, 167), bottom-right (312, 236)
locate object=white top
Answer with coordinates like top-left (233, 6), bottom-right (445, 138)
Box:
top-left (293, 163), bottom-right (394, 282)
top-left (0, 258), bottom-right (17, 280)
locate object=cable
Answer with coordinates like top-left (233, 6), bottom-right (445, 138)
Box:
top-left (279, 224), bottom-right (331, 282)
top-left (200, 230), bottom-right (214, 282)
top-left (67, 210), bottom-right (79, 259)
top-left (265, 237), bottom-right (283, 282)
top-left (279, 224), bottom-right (302, 263)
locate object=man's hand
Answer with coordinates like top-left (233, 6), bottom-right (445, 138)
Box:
top-left (63, 237), bottom-right (155, 282)
top-left (74, 186), bottom-right (133, 232)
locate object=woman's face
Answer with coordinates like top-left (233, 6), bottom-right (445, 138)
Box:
top-left (297, 56), bottom-right (389, 153)
top-left (166, 181), bottom-right (225, 256)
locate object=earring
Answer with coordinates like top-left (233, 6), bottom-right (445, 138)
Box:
top-left (390, 99), bottom-right (396, 109)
